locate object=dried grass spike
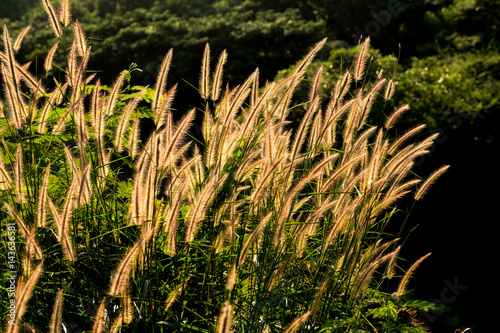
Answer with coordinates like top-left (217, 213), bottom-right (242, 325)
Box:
top-left (58, 0), bottom-right (72, 27)
top-left (0, 151), bottom-right (13, 190)
top-left (91, 297), bottom-right (107, 333)
top-left (74, 20), bottom-right (87, 56)
top-left (283, 311), bottom-right (311, 333)
top-left (152, 49), bottom-right (173, 112)
top-left (415, 165), bottom-right (450, 200)
top-left (6, 261), bottom-right (44, 333)
top-left (200, 43), bottom-right (211, 99)
top-left (14, 144), bottom-right (24, 203)
top-left (385, 104), bottom-right (410, 129)
top-left (14, 26), bottom-right (31, 52)
top-left (37, 164), bottom-right (51, 227)
top-left (105, 72), bottom-right (126, 116)
top-left (354, 36), bottom-right (370, 81)
top-left (212, 49), bottom-right (228, 101)
top-left (396, 253), bottom-right (431, 296)
top-left (109, 229), bottom-right (154, 296)
top-left (42, 0), bottom-right (62, 38)
top-left (384, 79), bottom-right (395, 100)
top-left (49, 289), bottom-right (64, 333)
top-left (294, 38), bottom-right (327, 76)
top-left (115, 86), bottom-right (147, 152)
top-left (44, 41), bottom-right (59, 71)
top-left (216, 301), bottom-right (234, 333)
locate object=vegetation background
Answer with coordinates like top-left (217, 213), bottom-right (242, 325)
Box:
top-left (0, 0), bottom-right (498, 331)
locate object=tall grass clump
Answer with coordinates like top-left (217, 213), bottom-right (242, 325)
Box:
top-left (1, 1), bottom-right (446, 332)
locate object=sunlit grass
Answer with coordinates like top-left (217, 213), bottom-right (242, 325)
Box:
top-left (0, 1), bottom-right (447, 332)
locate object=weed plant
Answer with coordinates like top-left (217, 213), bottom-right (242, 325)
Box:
top-left (1, 1), bottom-right (447, 332)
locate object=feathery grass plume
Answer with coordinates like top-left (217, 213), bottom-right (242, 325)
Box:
top-left (42, 0), bottom-right (62, 38)
top-left (350, 126), bottom-right (378, 157)
top-left (251, 67), bottom-right (259, 106)
top-left (383, 135), bottom-right (437, 179)
top-left (320, 152), bottom-right (366, 192)
top-left (38, 81), bottom-right (66, 132)
top-left (58, 0), bottom-right (72, 28)
top-left (200, 43), bottom-right (211, 99)
top-left (105, 72), bottom-right (126, 116)
top-left (2, 27), bottom-right (28, 124)
top-left (97, 141), bottom-right (111, 187)
top-left (276, 74), bottom-right (302, 121)
top-left (289, 94), bottom-right (319, 162)
top-left (352, 250), bottom-right (394, 300)
top-left (13, 26), bottom-right (31, 52)
top-left (115, 86), bottom-right (148, 152)
top-left (396, 253), bottom-right (432, 296)
top-left (238, 213), bottom-right (272, 265)
top-left (4, 202), bottom-right (44, 260)
top-left (240, 81), bottom-right (275, 139)
top-left (357, 78), bottom-right (386, 129)
top-left (75, 100), bottom-right (88, 154)
top-left (27, 78), bottom-right (44, 123)
top-left (66, 39), bottom-right (78, 88)
top-left (185, 173), bottom-right (228, 243)
top-left (77, 163), bottom-right (92, 207)
top-left (325, 196), bottom-right (363, 245)
top-left (319, 98), bottom-right (353, 148)
top-left (1, 66), bottom-right (21, 128)
top-left (121, 286), bottom-right (134, 324)
top-left (58, 175), bottom-right (77, 262)
top-left (274, 154), bottom-right (337, 246)
top-left (160, 108), bottom-right (196, 167)
top-left (128, 112), bottom-right (141, 158)
top-left (91, 297), bottom-right (107, 333)
top-left (249, 157), bottom-right (284, 206)
top-left (164, 278), bottom-right (189, 311)
top-left (216, 301), bottom-right (234, 333)
top-left (354, 36), bottom-right (370, 81)
top-left (163, 181), bottom-right (187, 256)
top-left (225, 264), bottom-right (237, 292)
top-left (74, 20), bottom-right (87, 57)
top-left (37, 164), bottom-right (51, 227)
top-left (90, 80), bottom-right (104, 136)
top-left (129, 159), bottom-right (144, 225)
top-left (282, 311), bottom-right (311, 333)
top-left (309, 66), bottom-right (323, 102)
top-left (0, 151), bottom-right (13, 190)
top-left (5, 261), bottom-right (44, 333)
top-left (331, 71), bottom-right (352, 109)
top-left (388, 124), bottom-right (426, 155)
top-left (385, 245), bottom-right (401, 279)
top-left (43, 41), bottom-right (59, 72)
top-left (384, 79), bottom-right (395, 100)
top-left (222, 69), bottom-right (257, 129)
top-left (110, 315), bottom-right (124, 333)
top-left (310, 275), bottom-right (331, 319)
top-left (293, 38), bottom-right (327, 77)
top-left (0, 49), bottom-right (46, 93)
top-left (154, 83), bottom-right (176, 129)
top-left (342, 90), bottom-right (364, 150)
top-left (49, 289), bottom-right (64, 333)
top-left (415, 165), bottom-right (450, 200)
top-left (296, 200), bottom-right (337, 256)
top-left (212, 49), bottom-right (228, 101)
top-left (152, 49), bottom-right (173, 113)
top-left (109, 228), bottom-right (154, 296)
top-left (385, 104), bottom-right (410, 129)
top-left (309, 103), bottom-right (323, 151)
top-left (363, 129), bottom-right (385, 190)
top-left (14, 144), bottom-right (24, 203)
